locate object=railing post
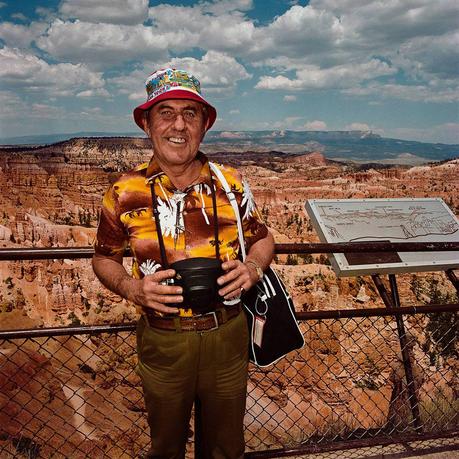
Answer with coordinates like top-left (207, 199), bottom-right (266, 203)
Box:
top-left (445, 269), bottom-right (459, 293)
top-left (388, 274), bottom-right (423, 433)
top-left (371, 274), bottom-right (394, 308)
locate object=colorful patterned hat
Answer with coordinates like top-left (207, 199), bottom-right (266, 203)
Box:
top-left (133, 68), bottom-right (217, 131)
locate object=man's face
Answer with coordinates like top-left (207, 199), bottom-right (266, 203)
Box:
top-left (142, 99), bottom-right (209, 168)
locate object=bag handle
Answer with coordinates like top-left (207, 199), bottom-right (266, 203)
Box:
top-left (209, 162), bottom-right (246, 261)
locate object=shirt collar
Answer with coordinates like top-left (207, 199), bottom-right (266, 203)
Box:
top-left (145, 151), bottom-right (213, 191)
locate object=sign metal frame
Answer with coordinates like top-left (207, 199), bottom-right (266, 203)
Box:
top-left (305, 198), bottom-right (459, 277)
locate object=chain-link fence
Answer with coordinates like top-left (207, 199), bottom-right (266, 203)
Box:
top-left (1, 306), bottom-right (457, 458)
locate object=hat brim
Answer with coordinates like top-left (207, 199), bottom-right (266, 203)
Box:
top-left (133, 89), bottom-right (217, 132)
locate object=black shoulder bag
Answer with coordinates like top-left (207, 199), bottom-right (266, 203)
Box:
top-left (209, 162), bottom-right (305, 367)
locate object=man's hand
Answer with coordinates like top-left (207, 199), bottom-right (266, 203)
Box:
top-left (217, 260), bottom-right (260, 300)
top-left (128, 269), bottom-right (183, 314)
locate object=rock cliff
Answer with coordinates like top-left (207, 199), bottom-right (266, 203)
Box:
top-left (0, 138), bottom-right (457, 455)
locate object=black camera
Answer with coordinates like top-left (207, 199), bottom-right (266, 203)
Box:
top-left (170, 257), bottom-right (224, 314)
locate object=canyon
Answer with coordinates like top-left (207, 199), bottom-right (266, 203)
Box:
top-left (0, 137), bottom-right (457, 457)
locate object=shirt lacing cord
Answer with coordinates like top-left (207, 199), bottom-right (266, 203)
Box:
top-left (172, 191), bottom-right (187, 248)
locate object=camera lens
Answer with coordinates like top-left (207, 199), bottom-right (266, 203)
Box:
top-left (170, 258), bottom-right (223, 313)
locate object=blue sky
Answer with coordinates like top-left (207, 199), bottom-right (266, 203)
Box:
top-left (0, 0), bottom-right (458, 143)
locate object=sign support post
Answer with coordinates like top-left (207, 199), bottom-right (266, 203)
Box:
top-left (372, 274), bottom-right (423, 433)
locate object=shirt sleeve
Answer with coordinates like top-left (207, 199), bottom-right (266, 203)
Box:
top-left (94, 184), bottom-right (128, 256)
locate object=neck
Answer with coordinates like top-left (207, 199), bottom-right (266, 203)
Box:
top-left (157, 157), bottom-right (202, 191)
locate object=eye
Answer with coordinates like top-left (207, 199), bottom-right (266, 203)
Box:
top-left (184, 110), bottom-right (196, 120)
top-left (160, 109), bottom-right (174, 119)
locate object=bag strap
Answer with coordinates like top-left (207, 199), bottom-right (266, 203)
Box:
top-left (150, 166), bottom-right (221, 268)
top-left (208, 163), bottom-right (220, 260)
top-left (209, 162), bottom-right (246, 261)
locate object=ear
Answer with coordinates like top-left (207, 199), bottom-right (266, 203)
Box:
top-left (204, 116), bottom-right (211, 132)
top-left (200, 122), bottom-right (210, 142)
top-left (141, 113), bottom-right (150, 136)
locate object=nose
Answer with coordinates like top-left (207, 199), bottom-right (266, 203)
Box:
top-left (173, 113), bottom-right (185, 130)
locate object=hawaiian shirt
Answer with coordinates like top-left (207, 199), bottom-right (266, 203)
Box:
top-left (95, 152), bottom-right (268, 315)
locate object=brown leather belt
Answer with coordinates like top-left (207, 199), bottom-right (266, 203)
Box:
top-left (143, 302), bottom-right (242, 332)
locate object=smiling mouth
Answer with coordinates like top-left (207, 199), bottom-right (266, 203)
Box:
top-left (168, 137), bottom-right (186, 144)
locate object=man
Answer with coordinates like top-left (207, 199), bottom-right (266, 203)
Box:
top-left (92, 68), bottom-right (274, 458)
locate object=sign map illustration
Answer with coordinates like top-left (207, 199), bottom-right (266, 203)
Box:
top-left (305, 198), bottom-right (459, 276)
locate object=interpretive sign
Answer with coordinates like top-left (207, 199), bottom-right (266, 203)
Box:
top-left (305, 198), bottom-right (459, 276)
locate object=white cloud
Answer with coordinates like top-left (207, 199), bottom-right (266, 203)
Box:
top-left (201, 0), bottom-right (253, 15)
top-left (36, 19), bottom-right (168, 68)
top-left (31, 0), bottom-right (458, 103)
top-left (310, 0), bottom-right (458, 48)
top-left (229, 109), bottom-right (240, 114)
top-left (250, 5), bottom-right (343, 60)
top-left (76, 88), bottom-right (110, 98)
top-left (0, 21), bottom-right (47, 48)
top-left (396, 31), bottom-right (459, 80)
top-left (108, 67), bottom-right (150, 101)
top-left (345, 122), bottom-right (370, 131)
top-left (59, 0), bottom-right (149, 25)
top-left (11, 13), bottom-right (27, 21)
top-left (256, 59), bottom-right (395, 90)
top-left (0, 47), bottom-right (106, 97)
top-left (36, 7), bottom-right (56, 19)
top-left (0, 0), bottom-right (457, 139)
top-left (0, 91), bottom-right (28, 119)
top-left (0, 2), bottom-right (6, 8)
top-left (148, 4), bottom-right (256, 53)
top-left (0, 91), bottom-right (65, 121)
top-left (304, 120), bottom-right (327, 130)
top-left (271, 116), bottom-right (303, 130)
top-left (251, 1), bottom-right (458, 101)
top-left (28, 103), bottom-right (66, 118)
top-left (168, 51), bottom-right (251, 93)
top-left (343, 82), bottom-right (459, 103)
top-left (343, 123), bottom-right (385, 137)
top-left (80, 107), bottom-right (103, 115)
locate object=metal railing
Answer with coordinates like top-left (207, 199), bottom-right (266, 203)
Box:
top-left (0, 242), bottom-right (458, 458)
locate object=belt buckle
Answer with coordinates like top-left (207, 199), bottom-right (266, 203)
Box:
top-left (201, 311), bottom-right (219, 331)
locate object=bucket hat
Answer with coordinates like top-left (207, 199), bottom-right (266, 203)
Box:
top-left (133, 68), bottom-right (217, 131)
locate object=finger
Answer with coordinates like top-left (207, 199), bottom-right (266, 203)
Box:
top-left (144, 303), bottom-right (180, 314)
top-left (221, 260), bottom-right (239, 271)
top-left (157, 294), bottom-right (183, 304)
top-left (145, 269), bottom-right (176, 282)
top-left (145, 283), bottom-right (182, 295)
top-left (217, 267), bottom-right (242, 286)
top-left (223, 285), bottom-right (245, 300)
top-left (219, 281), bottom-right (244, 298)
top-left (218, 268), bottom-right (251, 294)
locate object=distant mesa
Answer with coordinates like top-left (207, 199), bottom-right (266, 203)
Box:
top-left (1, 130), bottom-right (458, 165)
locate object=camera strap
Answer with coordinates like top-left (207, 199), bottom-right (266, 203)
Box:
top-left (150, 179), bottom-right (169, 268)
top-left (150, 162), bottom-right (220, 268)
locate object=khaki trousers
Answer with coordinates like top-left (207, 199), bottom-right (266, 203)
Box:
top-left (136, 311), bottom-right (249, 459)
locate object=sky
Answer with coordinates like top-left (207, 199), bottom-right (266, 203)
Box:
top-left (0, 0), bottom-right (458, 143)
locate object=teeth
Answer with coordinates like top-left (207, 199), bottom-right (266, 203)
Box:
top-left (169, 137), bottom-right (186, 144)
